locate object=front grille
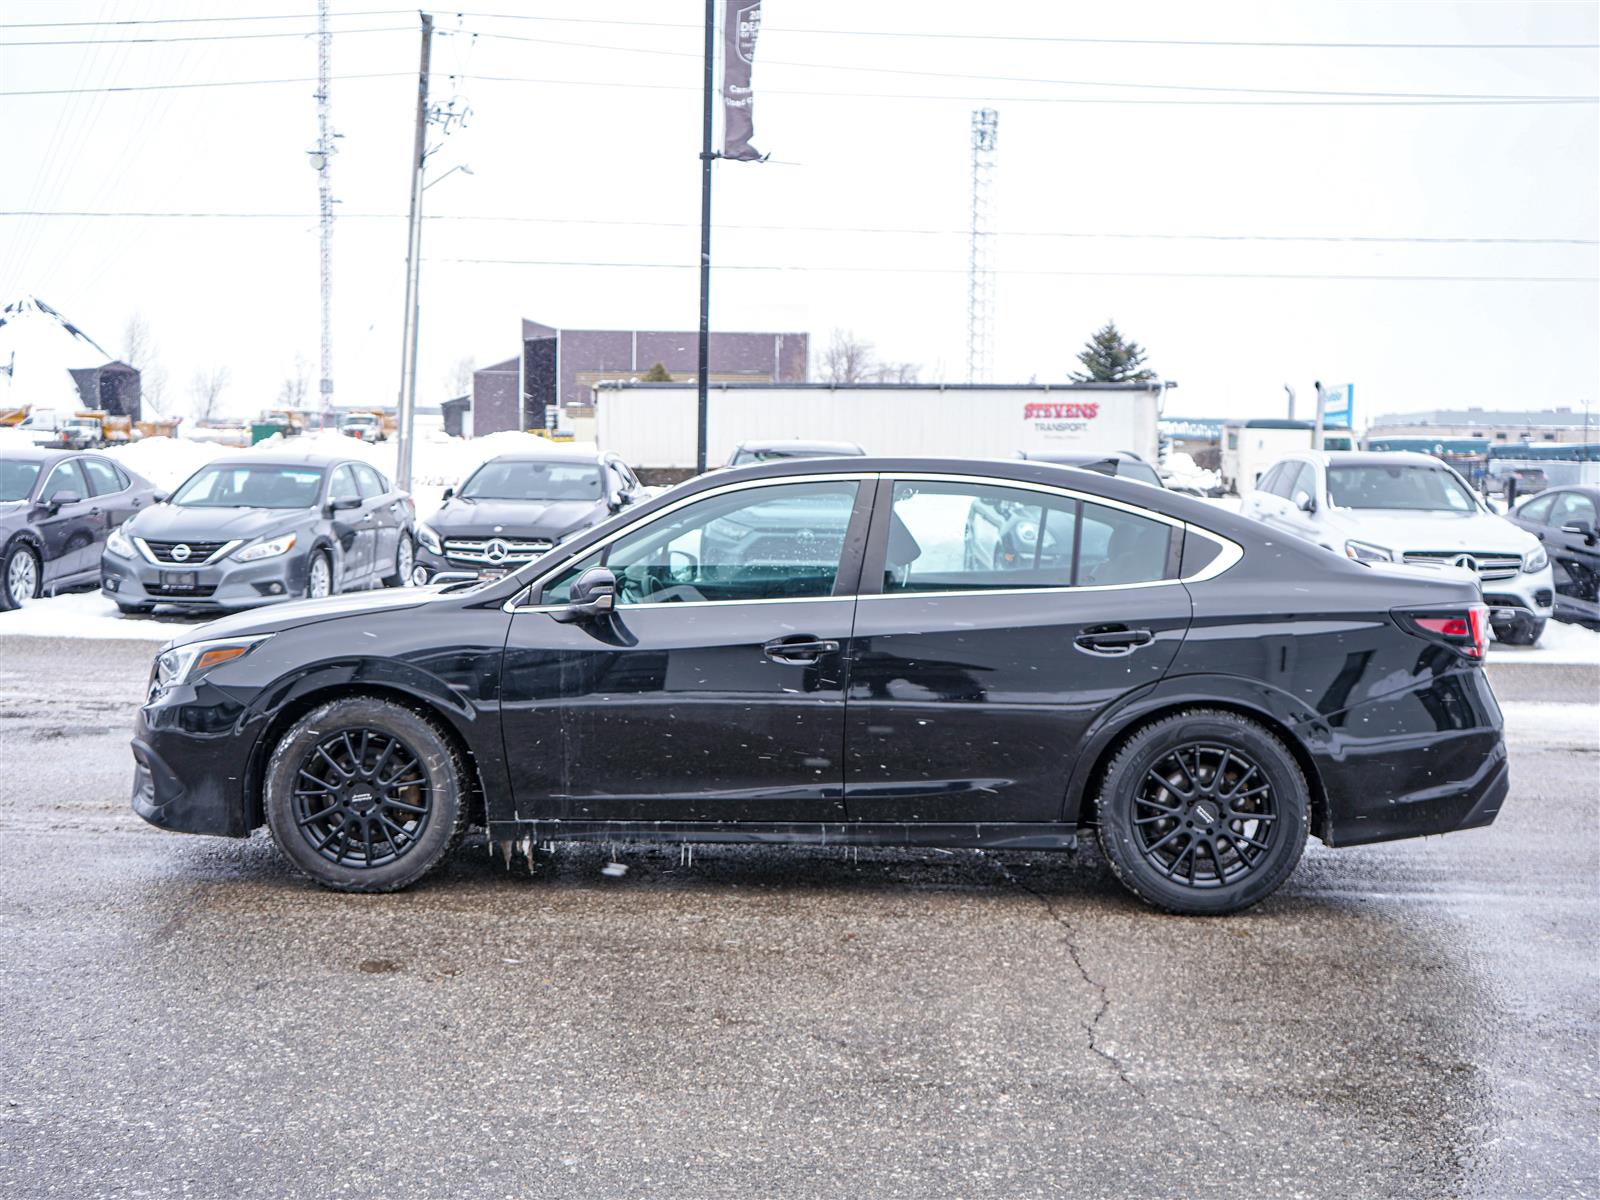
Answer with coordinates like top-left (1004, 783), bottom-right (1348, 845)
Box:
top-left (443, 537), bottom-right (553, 567)
top-left (1401, 550), bottom-right (1523, 582)
top-left (141, 539), bottom-right (230, 565)
top-left (145, 583), bottom-right (218, 599)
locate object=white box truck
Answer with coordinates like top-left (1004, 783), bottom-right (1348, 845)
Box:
top-left (594, 381), bottom-right (1166, 470)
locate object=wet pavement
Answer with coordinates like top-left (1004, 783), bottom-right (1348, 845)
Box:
top-left (0, 636), bottom-right (1595, 1199)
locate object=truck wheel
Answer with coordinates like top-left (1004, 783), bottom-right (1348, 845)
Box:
top-left (1096, 709), bottom-right (1308, 916)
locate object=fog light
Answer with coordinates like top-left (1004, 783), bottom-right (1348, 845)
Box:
top-left (105, 578), bottom-right (120, 592)
top-left (411, 566), bottom-right (429, 586)
top-left (268, 582), bottom-right (284, 594)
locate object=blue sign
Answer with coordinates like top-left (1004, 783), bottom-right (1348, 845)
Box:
top-left (1322, 383), bottom-right (1354, 428)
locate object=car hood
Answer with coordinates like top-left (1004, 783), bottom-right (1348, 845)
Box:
top-left (0, 500), bottom-right (29, 528)
top-left (126, 503), bottom-right (306, 544)
top-left (165, 584), bottom-right (438, 648)
top-left (1325, 508), bottom-right (1539, 552)
top-left (425, 496), bottom-right (604, 540)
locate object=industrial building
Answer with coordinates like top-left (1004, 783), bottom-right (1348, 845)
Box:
top-left (448, 317), bottom-right (808, 438)
top-left (1365, 406), bottom-right (1597, 445)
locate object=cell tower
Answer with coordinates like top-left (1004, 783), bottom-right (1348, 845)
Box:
top-left (313, 0), bottom-right (335, 413)
top-left (966, 108), bottom-right (998, 384)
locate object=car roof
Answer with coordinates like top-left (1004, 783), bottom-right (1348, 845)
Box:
top-left (206, 451), bottom-right (346, 470)
top-left (1020, 449), bottom-right (1143, 464)
top-left (1281, 450), bottom-right (1452, 469)
top-left (736, 439), bottom-right (866, 454)
top-left (0, 444), bottom-right (77, 464)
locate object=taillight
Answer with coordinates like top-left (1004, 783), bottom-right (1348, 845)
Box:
top-left (1397, 603), bottom-right (1488, 659)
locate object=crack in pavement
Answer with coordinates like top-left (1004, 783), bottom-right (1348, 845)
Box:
top-left (987, 855), bottom-right (1143, 1096)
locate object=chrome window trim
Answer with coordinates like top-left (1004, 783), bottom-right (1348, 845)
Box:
top-left (502, 469), bottom-right (1245, 613)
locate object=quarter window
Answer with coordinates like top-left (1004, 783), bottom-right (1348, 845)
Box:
top-left (882, 480), bottom-right (1173, 593)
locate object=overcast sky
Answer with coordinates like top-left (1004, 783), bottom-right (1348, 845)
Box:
top-left (1, 0), bottom-right (1596, 426)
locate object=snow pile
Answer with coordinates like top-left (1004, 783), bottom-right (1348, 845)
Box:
top-left (1163, 451), bottom-right (1218, 493)
top-left (0, 590), bottom-right (184, 642)
top-left (0, 427), bottom-right (40, 453)
top-left (1487, 617), bottom-right (1600, 664)
top-left (106, 436), bottom-right (228, 490)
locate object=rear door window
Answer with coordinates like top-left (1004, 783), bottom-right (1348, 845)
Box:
top-left (353, 464), bottom-right (387, 499)
top-left (80, 457), bottom-right (126, 496)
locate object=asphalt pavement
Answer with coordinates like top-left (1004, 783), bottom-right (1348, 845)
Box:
top-left (0, 635), bottom-right (1595, 1199)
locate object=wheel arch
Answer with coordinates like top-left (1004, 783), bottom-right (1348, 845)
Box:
top-left (242, 680), bottom-right (490, 831)
top-left (1065, 686), bottom-right (1330, 843)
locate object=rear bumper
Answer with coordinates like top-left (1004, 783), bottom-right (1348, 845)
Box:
top-left (1302, 666), bottom-right (1510, 847)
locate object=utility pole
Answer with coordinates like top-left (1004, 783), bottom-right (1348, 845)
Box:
top-left (1313, 380), bottom-right (1327, 451)
top-left (695, 0), bottom-right (716, 474)
top-left (966, 108), bottom-right (998, 384)
top-left (394, 13), bottom-right (432, 494)
top-left (314, 0), bottom-right (335, 425)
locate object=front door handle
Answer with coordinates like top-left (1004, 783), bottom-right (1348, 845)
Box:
top-left (1075, 625), bottom-right (1154, 654)
top-left (764, 637), bottom-right (840, 663)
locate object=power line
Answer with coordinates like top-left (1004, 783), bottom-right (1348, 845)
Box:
top-left (469, 29), bottom-right (1600, 102)
top-left (0, 10), bottom-right (410, 29)
top-left (4, 69), bottom-right (1592, 106)
top-left (2, 210), bottom-right (1593, 246)
top-left (432, 257), bottom-right (1599, 283)
top-left (2, 26), bottom-right (416, 47)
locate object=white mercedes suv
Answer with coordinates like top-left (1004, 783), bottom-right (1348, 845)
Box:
top-left (1242, 450), bottom-right (1555, 644)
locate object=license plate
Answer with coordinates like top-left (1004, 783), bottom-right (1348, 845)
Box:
top-left (160, 571), bottom-right (198, 591)
top-left (477, 567), bottom-right (505, 580)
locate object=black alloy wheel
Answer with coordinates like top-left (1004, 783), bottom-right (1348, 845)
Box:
top-left (1097, 710), bottom-right (1308, 915)
top-left (290, 727), bottom-right (432, 868)
top-left (264, 697), bottom-right (467, 891)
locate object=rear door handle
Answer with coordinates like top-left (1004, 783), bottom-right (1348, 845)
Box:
top-left (1075, 626), bottom-right (1154, 654)
top-left (764, 637), bottom-right (840, 663)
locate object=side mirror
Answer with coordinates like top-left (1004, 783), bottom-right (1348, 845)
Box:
top-left (1561, 519), bottom-right (1596, 542)
top-left (441, 486), bottom-right (454, 501)
top-left (1293, 490), bottom-right (1316, 514)
top-left (327, 495), bottom-right (362, 513)
top-left (43, 489), bottom-right (82, 513)
top-left (153, 491), bottom-right (169, 505)
top-left (552, 566), bottom-right (617, 623)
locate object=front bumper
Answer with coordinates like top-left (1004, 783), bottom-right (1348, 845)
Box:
top-left (130, 699), bottom-right (255, 837)
top-left (1478, 565), bottom-right (1555, 629)
top-left (101, 548), bottom-right (307, 610)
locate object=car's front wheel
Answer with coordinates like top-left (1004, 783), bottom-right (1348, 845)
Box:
top-left (1096, 710), bottom-right (1308, 915)
top-left (263, 697), bottom-right (468, 892)
top-left (1, 543), bottom-right (41, 610)
top-left (306, 548), bottom-right (334, 600)
top-left (383, 534), bottom-right (414, 588)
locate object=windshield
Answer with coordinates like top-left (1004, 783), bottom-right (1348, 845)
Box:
top-left (171, 464), bottom-right (325, 509)
top-left (0, 460), bottom-right (42, 502)
top-left (459, 461), bottom-right (603, 502)
top-left (1327, 464), bottom-right (1477, 512)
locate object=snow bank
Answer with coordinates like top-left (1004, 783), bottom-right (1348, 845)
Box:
top-left (0, 589), bottom-right (185, 642)
top-left (1487, 616), bottom-right (1600, 664)
top-left (106, 436), bottom-right (228, 491)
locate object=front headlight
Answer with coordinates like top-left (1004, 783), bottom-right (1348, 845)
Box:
top-left (1344, 539), bottom-right (1394, 563)
top-left (1524, 546), bottom-right (1549, 572)
top-left (149, 635), bottom-right (273, 700)
top-left (105, 526), bottom-right (135, 558)
top-left (415, 523), bottom-right (443, 554)
top-left (233, 533), bottom-right (297, 562)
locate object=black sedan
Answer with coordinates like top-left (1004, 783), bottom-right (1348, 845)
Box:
top-left (1, 447), bottom-right (161, 610)
top-left (1506, 485), bottom-right (1600, 627)
top-left (128, 457), bottom-right (1507, 915)
top-left (101, 449), bottom-right (415, 613)
top-left (413, 450), bottom-right (644, 582)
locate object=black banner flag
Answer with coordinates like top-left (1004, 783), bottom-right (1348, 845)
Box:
top-left (722, 0), bottom-right (764, 161)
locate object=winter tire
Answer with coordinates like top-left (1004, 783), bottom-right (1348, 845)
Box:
top-left (306, 549), bottom-right (334, 600)
top-left (1, 543), bottom-right (41, 610)
top-left (383, 534), bottom-right (415, 588)
top-left (264, 698), bottom-right (467, 892)
top-left (1096, 709), bottom-right (1308, 915)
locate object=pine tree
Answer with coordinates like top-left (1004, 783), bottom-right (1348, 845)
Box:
top-left (1069, 321), bottom-right (1156, 383)
top-left (640, 362), bottom-right (673, 382)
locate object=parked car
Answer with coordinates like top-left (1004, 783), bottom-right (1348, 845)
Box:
top-left (1242, 450), bottom-right (1554, 645)
top-left (724, 439), bottom-right (866, 467)
top-left (129, 456), bottom-right (1507, 915)
top-left (100, 449), bottom-right (415, 613)
top-left (1506, 485), bottom-right (1600, 628)
top-left (1019, 449), bottom-right (1165, 489)
top-left (413, 449), bottom-right (645, 583)
top-left (0, 447), bottom-right (162, 610)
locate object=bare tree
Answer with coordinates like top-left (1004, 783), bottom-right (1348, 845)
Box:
top-left (277, 355), bottom-right (310, 408)
top-left (819, 328), bottom-right (921, 385)
top-left (445, 355), bottom-right (475, 398)
top-left (123, 313), bottom-right (168, 417)
top-left (190, 366), bottom-right (233, 425)
top-left (820, 329), bottom-right (874, 384)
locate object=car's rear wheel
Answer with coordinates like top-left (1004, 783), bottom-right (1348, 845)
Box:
top-left (1096, 710), bottom-right (1308, 915)
top-left (306, 549), bottom-right (334, 600)
top-left (1, 544), bottom-right (41, 610)
top-left (263, 698), bottom-right (467, 892)
top-left (383, 534), bottom-right (414, 588)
